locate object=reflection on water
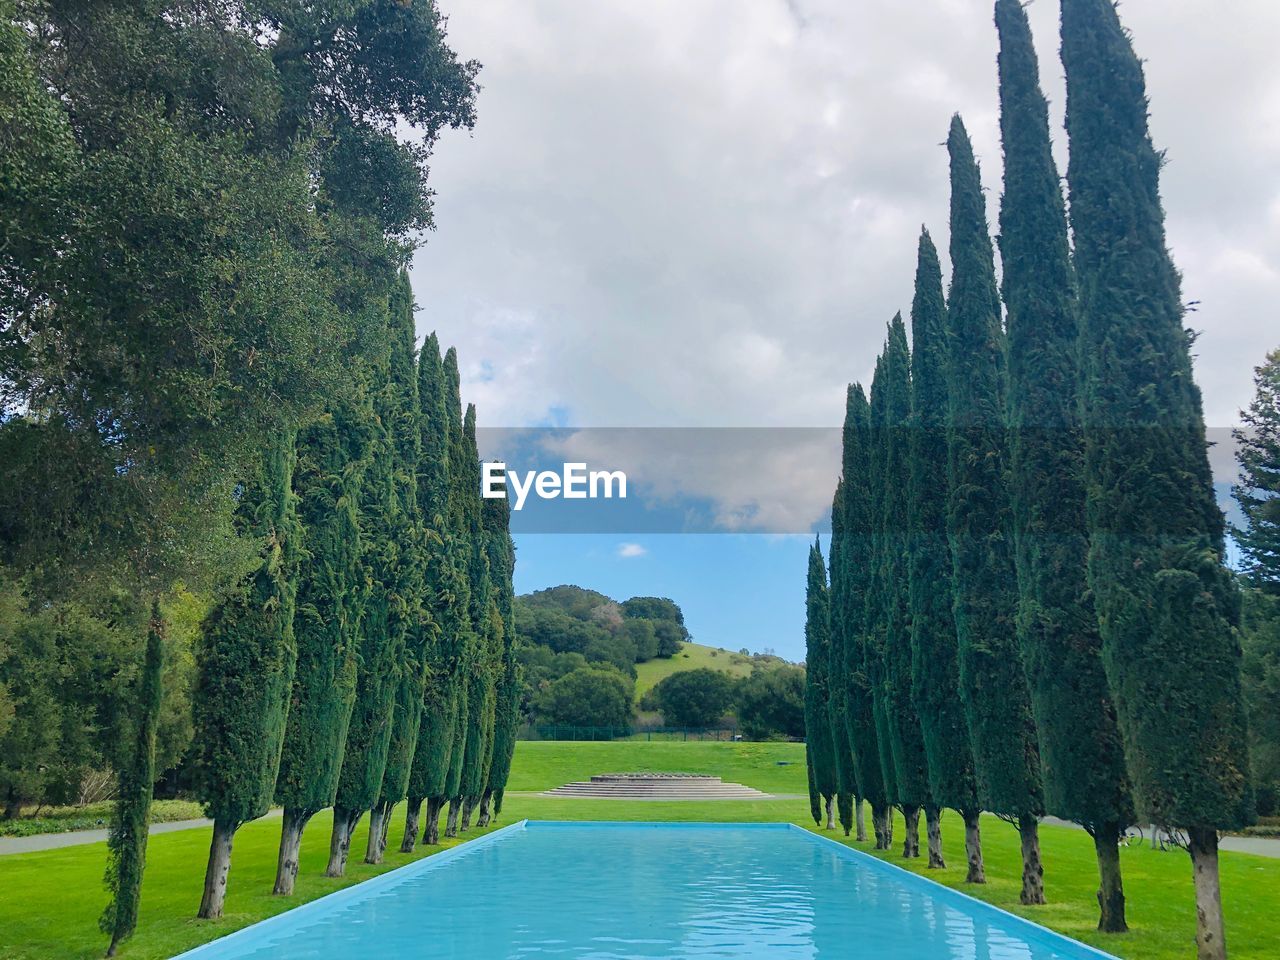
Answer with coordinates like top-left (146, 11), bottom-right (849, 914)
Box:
top-left (201, 824), bottom-right (1090, 960)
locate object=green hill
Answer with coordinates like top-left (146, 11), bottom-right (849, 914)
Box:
top-left (634, 642), bottom-right (767, 700)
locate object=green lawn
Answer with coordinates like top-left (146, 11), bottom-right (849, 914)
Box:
top-left (2, 741), bottom-right (1277, 960)
top-left (632, 642), bottom-right (759, 699)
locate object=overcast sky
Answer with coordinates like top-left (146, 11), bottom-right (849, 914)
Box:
top-left (410, 0), bottom-right (1278, 655)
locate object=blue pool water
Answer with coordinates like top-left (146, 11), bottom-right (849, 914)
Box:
top-left (175, 822), bottom-right (1116, 960)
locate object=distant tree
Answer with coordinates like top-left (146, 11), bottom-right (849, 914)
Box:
top-left (621, 596), bottom-right (686, 626)
top-left (535, 667), bottom-right (634, 729)
top-left (1241, 591), bottom-right (1280, 816)
top-left (622, 619), bottom-right (660, 661)
top-left (1064, 2), bottom-right (1255, 953)
top-left (997, 0), bottom-right (1133, 930)
top-left (652, 669), bottom-right (736, 728)
top-left (736, 665), bottom-right (806, 741)
top-left (1234, 349), bottom-right (1280, 593)
top-left (652, 620), bottom-right (686, 658)
top-left (945, 115), bottom-right (1046, 905)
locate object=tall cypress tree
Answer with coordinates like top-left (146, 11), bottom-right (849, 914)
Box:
top-left (996, 0), bottom-right (1133, 931)
top-left (401, 332), bottom-right (461, 851)
top-left (841, 385), bottom-right (894, 849)
top-left (907, 228), bottom-right (984, 879)
top-left (327, 302), bottom-right (404, 878)
top-left (366, 273), bottom-right (427, 864)
top-left (804, 537), bottom-right (837, 829)
top-left (271, 398), bottom-right (369, 894)
top-left (99, 603), bottom-right (164, 956)
top-left (827, 480), bottom-right (858, 838)
top-left (946, 115), bottom-right (1047, 906)
top-left (191, 431), bottom-right (300, 918)
top-left (879, 315), bottom-right (933, 860)
top-left (441, 349), bottom-right (475, 839)
top-left (481, 491), bottom-right (519, 825)
top-left (1062, 3), bottom-right (1254, 954)
top-left (1234, 348), bottom-right (1280, 591)
top-left (866, 356), bottom-right (900, 822)
top-left (458, 404), bottom-right (497, 831)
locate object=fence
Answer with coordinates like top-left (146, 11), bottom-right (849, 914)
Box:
top-left (518, 724), bottom-right (741, 742)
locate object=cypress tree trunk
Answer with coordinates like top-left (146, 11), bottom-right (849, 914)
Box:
top-left (101, 603), bottom-right (164, 956)
top-left (837, 793), bottom-right (852, 837)
top-left (365, 801), bottom-right (391, 864)
top-left (425, 796), bottom-right (444, 845)
top-left (901, 805), bottom-right (920, 859)
top-left (477, 789), bottom-right (493, 828)
top-left (1018, 815), bottom-right (1046, 905)
top-left (273, 809), bottom-right (311, 896)
top-left (326, 807), bottom-right (359, 877)
top-left (872, 803), bottom-right (893, 850)
top-left (1093, 824), bottom-right (1128, 933)
top-left (854, 798), bottom-right (867, 842)
top-left (446, 798), bottom-right (461, 838)
top-left (963, 809), bottom-right (986, 884)
top-left (461, 796), bottom-right (475, 831)
top-left (824, 796), bottom-right (835, 831)
top-left (1189, 828), bottom-right (1227, 960)
top-left (401, 797), bottom-right (423, 853)
top-left (925, 805), bottom-right (945, 869)
top-left (197, 818), bottom-right (237, 920)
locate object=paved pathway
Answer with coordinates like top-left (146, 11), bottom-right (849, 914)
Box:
top-left (1042, 816), bottom-right (1280, 860)
top-left (0, 809), bottom-right (282, 856)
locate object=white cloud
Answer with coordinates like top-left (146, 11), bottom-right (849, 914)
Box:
top-left (616, 542), bottom-right (648, 558)
top-left (416, 0), bottom-right (1279, 432)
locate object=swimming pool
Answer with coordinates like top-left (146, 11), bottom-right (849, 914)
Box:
top-left (174, 821), bottom-right (1117, 959)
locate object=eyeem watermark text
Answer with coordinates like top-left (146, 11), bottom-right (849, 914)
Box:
top-left (482, 462), bottom-right (628, 511)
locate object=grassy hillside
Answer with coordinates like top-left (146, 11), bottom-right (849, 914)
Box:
top-left (3, 741), bottom-right (1279, 960)
top-left (632, 642), bottom-right (762, 699)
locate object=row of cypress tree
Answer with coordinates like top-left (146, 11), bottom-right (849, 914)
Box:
top-left (188, 272), bottom-right (520, 919)
top-left (807, 3), bottom-right (1254, 957)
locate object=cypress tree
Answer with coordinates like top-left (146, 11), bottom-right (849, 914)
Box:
top-left (401, 334), bottom-right (464, 850)
top-left (827, 480), bottom-right (858, 837)
top-left (481, 491), bottom-right (519, 825)
top-left (99, 603), bottom-right (164, 956)
top-left (866, 356), bottom-right (901, 821)
top-left (458, 403), bottom-right (497, 831)
top-left (441, 349), bottom-right (475, 840)
top-left (366, 273), bottom-right (427, 864)
top-left (192, 431), bottom-right (300, 918)
top-left (803, 536), bottom-right (836, 829)
top-left (326, 303), bottom-right (405, 877)
top-left (1062, 3), bottom-right (1254, 954)
top-left (945, 115), bottom-right (1047, 905)
top-left (996, 0), bottom-right (1134, 931)
top-left (841, 385), bottom-right (894, 849)
top-left (907, 228), bottom-right (984, 879)
top-left (271, 399), bottom-right (369, 894)
top-left (879, 315), bottom-right (933, 860)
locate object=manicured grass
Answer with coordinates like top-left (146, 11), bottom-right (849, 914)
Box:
top-left (632, 641), bottom-right (760, 699)
top-left (504, 739), bottom-right (807, 793)
top-left (1, 741), bottom-right (1277, 960)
